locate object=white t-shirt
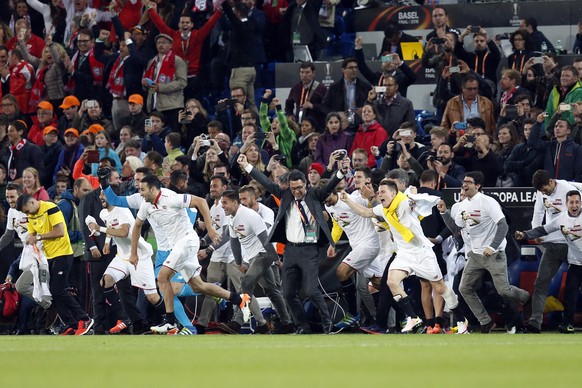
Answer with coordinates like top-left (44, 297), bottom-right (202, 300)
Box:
top-left (6, 207), bottom-right (29, 243)
top-left (209, 202), bottom-right (233, 263)
top-left (454, 192), bottom-right (507, 255)
top-left (372, 199), bottom-right (433, 256)
top-left (99, 206), bottom-right (153, 259)
top-left (228, 205), bottom-right (267, 261)
top-left (543, 211), bottom-right (582, 266)
top-left (450, 201), bottom-right (471, 252)
top-left (256, 203), bottom-right (274, 233)
top-left (137, 189), bottom-right (195, 246)
top-left (326, 192), bottom-right (378, 245)
top-left (123, 192), bottom-right (170, 251)
top-left (532, 180), bottom-right (580, 243)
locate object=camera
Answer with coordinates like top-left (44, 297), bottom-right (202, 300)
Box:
top-left (394, 142), bottom-right (402, 154)
top-left (274, 154), bottom-right (287, 163)
top-left (144, 118), bottom-right (152, 127)
top-left (427, 150), bottom-right (437, 161)
top-left (505, 105), bottom-right (518, 119)
top-left (466, 135), bottom-right (476, 143)
top-left (470, 26), bottom-right (481, 33)
top-left (449, 66), bottom-right (460, 74)
top-left (336, 149), bottom-right (347, 159)
top-left (433, 38), bottom-right (445, 45)
top-left (225, 98), bottom-right (238, 106)
top-left (495, 33), bottom-right (510, 40)
top-left (532, 57), bottom-right (544, 65)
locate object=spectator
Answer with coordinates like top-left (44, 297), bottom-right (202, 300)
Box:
top-left (441, 73), bottom-right (496, 136)
top-left (350, 104), bottom-right (388, 168)
top-left (231, 143), bottom-right (266, 187)
top-left (146, 1), bottom-right (222, 102)
top-left (499, 69), bottom-right (530, 111)
top-left (379, 22), bottom-right (421, 62)
top-left (178, 98), bottom-right (209, 148)
top-left (315, 112), bottom-right (352, 167)
top-left (2, 120), bottom-right (43, 183)
top-left (6, 18), bottom-right (45, 59)
top-left (321, 57), bottom-right (371, 128)
top-left (215, 87), bottom-right (256, 140)
top-left (91, 130), bottom-right (122, 176)
top-left (163, 132), bottom-right (184, 167)
top-left (468, 133), bottom-right (500, 187)
top-left (418, 126), bottom-right (448, 169)
top-left (22, 34), bottom-right (67, 110)
top-left (456, 26), bottom-right (500, 86)
top-left (7, 47), bottom-right (35, 114)
top-left (116, 125), bottom-right (137, 162)
top-left (124, 138), bottom-right (146, 161)
top-left (142, 33), bottom-right (187, 132)
top-left (282, 0), bottom-right (329, 62)
top-left (298, 132), bottom-right (320, 174)
top-left (142, 110), bottom-right (171, 157)
top-left (494, 123), bottom-right (520, 187)
top-left (367, 74), bottom-right (415, 137)
top-left (120, 94), bottom-right (147, 139)
top-left (425, 6), bottom-right (460, 43)
top-left (95, 27), bottom-right (144, 134)
top-left (356, 36), bottom-right (416, 98)
top-left (64, 28), bottom-right (104, 103)
top-left (54, 128), bottom-right (84, 186)
top-left (544, 65), bottom-right (582, 127)
top-left (40, 125), bottom-right (62, 189)
top-left (72, 99), bottom-right (114, 137)
top-left (27, 101), bottom-right (57, 146)
top-left (24, 0), bottom-right (67, 44)
top-left (426, 143), bottom-right (465, 190)
top-left (284, 62), bottom-right (328, 127)
top-left (504, 118), bottom-right (544, 187)
top-left (520, 17), bottom-right (554, 53)
top-left (307, 162), bottom-right (323, 188)
top-left (505, 29), bottom-right (534, 73)
top-left (0, 46), bottom-right (10, 95)
top-left (22, 166), bottom-right (49, 200)
top-left (56, 96), bottom-right (80, 136)
top-left (222, 1), bottom-right (257, 110)
top-left (260, 90), bottom-right (296, 167)
top-left (292, 117), bottom-right (318, 166)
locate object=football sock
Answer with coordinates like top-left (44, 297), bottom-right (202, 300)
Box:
top-left (341, 278), bottom-right (358, 316)
top-left (396, 295), bottom-right (417, 318)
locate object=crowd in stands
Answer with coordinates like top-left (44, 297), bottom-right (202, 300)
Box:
top-left (0, 0), bottom-right (582, 336)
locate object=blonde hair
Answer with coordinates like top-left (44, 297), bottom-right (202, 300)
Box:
top-left (23, 167), bottom-right (41, 192)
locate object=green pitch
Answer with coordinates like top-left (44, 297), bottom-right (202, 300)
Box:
top-left (1, 334), bottom-right (581, 387)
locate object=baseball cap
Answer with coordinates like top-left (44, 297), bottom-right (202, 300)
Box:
top-left (87, 124), bottom-right (105, 134)
top-left (132, 25), bottom-right (145, 34)
top-left (59, 96), bottom-right (81, 110)
top-left (308, 163), bottom-right (324, 176)
top-left (155, 33), bottom-right (173, 44)
top-left (43, 126), bottom-right (58, 136)
top-left (128, 94), bottom-right (144, 105)
top-left (64, 128), bottom-right (79, 137)
top-left (38, 101), bottom-right (54, 111)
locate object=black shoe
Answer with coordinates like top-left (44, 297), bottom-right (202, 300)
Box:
top-left (525, 324), bottom-right (541, 334)
top-left (254, 324), bottom-right (270, 334)
top-left (194, 324), bottom-right (206, 335)
top-left (276, 323), bottom-right (296, 334)
top-left (480, 321), bottom-right (496, 334)
top-left (218, 321), bottom-right (241, 334)
top-left (294, 327), bottom-right (312, 335)
top-left (558, 323), bottom-right (575, 334)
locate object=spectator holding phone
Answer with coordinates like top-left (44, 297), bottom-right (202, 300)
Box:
top-left (544, 65), bottom-right (582, 127)
top-left (505, 29), bottom-right (534, 73)
top-left (367, 75), bottom-right (415, 137)
top-left (315, 112), bottom-right (353, 167)
top-left (456, 26), bottom-right (500, 87)
top-left (72, 99), bottom-right (114, 137)
top-left (141, 111), bottom-right (171, 157)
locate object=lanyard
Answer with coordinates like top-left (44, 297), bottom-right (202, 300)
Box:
top-left (300, 82), bottom-right (313, 106)
top-left (512, 52), bottom-right (526, 72)
top-left (474, 51), bottom-right (489, 75)
top-left (295, 200), bottom-right (312, 227)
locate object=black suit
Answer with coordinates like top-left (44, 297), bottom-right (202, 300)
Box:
top-left (248, 166), bottom-right (344, 331)
top-left (321, 77), bottom-right (371, 115)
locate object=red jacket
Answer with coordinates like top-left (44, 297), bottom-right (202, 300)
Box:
top-left (148, 8), bottom-right (222, 76)
top-left (6, 35), bottom-right (46, 59)
top-left (27, 115), bottom-right (58, 147)
top-left (350, 121), bottom-right (388, 168)
top-left (10, 60), bottom-right (35, 114)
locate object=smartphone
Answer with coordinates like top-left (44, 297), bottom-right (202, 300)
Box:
top-left (542, 112), bottom-right (550, 117)
top-left (466, 135), bottom-right (476, 143)
top-left (559, 103), bottom-right (572, 111)
top-left (381, 54), bottom-right (393, 63)
top-left (449, 66), bottom-right (460, 73)
top-left (86, 100), bottom-right (98, 109)
top-left (144, 118), bottom-right (152, 127)
top-left (254, 132), bottom-right (267, 140)
top-left (87, 150), bottom-right (100, 163)
top-left (336, 149), bottom-right (347, 159)
top-left (453, 122), bottom-right (467, 130)
top-left (505, 105), bottom-right (518, 119)
top-left (200, 140), bottom-right (211, 147)
top-left (433, 38), bottom-right (445, 45)
top-left (532, 57), bottom-right (544, 65)
top-left (399, 129), bottom-right (414, 137)
top-left (470, 26), bottom-right (481, 33)
top-left (375, 86), bottom-right (387, 93)
top-left (274, 154), bottom-right (287, 163)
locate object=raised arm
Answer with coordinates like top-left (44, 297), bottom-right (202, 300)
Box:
top-left (340, 192), bottom-right (375, 218)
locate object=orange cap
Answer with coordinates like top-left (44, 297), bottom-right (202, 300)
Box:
top-left (64, 128), bottom-right (79, 137)
top-left (59, 96), bottom-right (81, 109)
top-left (37, 101), bottom-right (54, 111)
top-left (43, 126), bottom-right (58, 136)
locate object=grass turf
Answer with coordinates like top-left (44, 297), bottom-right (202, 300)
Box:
top-left (1, 334), bottom-right (580, 387)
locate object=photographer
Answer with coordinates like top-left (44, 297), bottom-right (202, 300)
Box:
top-left (215, 87), bottom-right (257, 140)
top-left (141, 111), bottom-right (171, 156)
top-left (426, 143), bottom-right (465, 190)
top-left (189, 135), bottom-right (229, 186)
top-left (378, 122), bottom-right (425, 170)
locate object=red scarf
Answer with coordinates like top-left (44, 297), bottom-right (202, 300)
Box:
top-left (65, 49), bottom-right (104, 92)
top-left (8, 139), bottom-right (27, 180)
top-left (106, 55), bottom-right (127, 97)
top-left (29, 65), bottom-right (50, 109)
top-left (144, 51), bottom-right (176, 85)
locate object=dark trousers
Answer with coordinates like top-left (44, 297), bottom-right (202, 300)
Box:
top-left (49, 255), bottom-right (87, 327)
top-left (563, 264), bottom-right (582, 325)
top-left (375, 254), bottom-right (402, 329)
top-left (283, 244), bottom-right (331, 330)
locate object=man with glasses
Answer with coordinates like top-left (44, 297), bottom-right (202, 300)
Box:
top-left (441, 74), bottom-right (496, 136)
top-left (64, 29), bottom-right (104, 103)
top-left (216, 87), bottom-right (256, 140)
top-left (238, 154), bottom-right (348, 334)
top-left (440, 171), bottom-right (531, 333)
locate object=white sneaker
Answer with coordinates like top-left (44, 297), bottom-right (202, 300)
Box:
top-left (401, 317), bottom-right (423, 333)
top-left (150, 322), bottom-right (177, 334)
top-left (239, 294), bottom-right (251, 323)
top-left (506, 326), bottom-right (516, 334)
top-left (457, 319), bottom-right (469, 334)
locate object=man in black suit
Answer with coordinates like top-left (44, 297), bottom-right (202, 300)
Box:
top-left (64, 29), bottom-right (104, 104)
top-left (237, 153), bottom-right (350, 333)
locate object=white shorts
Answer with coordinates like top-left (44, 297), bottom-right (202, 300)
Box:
top-left (162, 235), bottom-right (201, 281)
top-left (105, 255), bottom-right (157, 294)
top-left (343, 239), bottom-right (380, 276)
top-left (390, 250), bottom-right (443, 282)
top-left (362, 255), bottom-right (386, 279)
